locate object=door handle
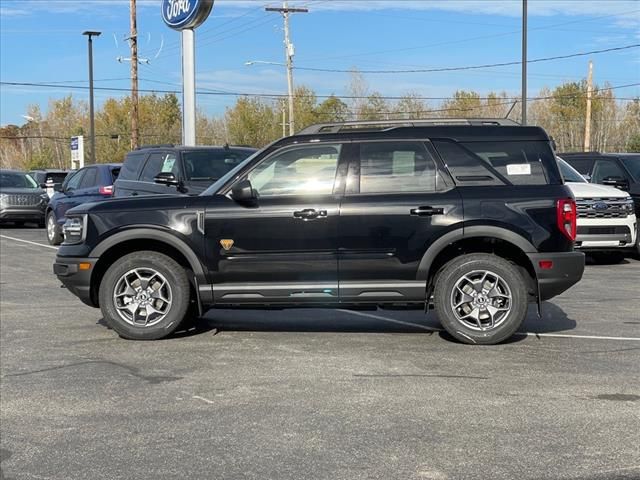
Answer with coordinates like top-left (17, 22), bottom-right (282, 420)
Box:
top-left (131, 192), bottom-right (139, 196)
top-left (293, 208), bottom-right (327, 220)
top-left (410, 206), bottom-right (444, 216)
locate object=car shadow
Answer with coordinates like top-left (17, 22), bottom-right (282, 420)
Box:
top-left (162, 300), bottom-right (578, 343)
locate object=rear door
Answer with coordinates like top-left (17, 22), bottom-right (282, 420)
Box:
top-left (54, 169), bottom-right (86, 219)
top-left (338, 140), bottom-right (463, 303)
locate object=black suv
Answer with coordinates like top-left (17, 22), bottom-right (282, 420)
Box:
top-left (113, 144), bottom-right (256, 197)
top-left (54, 119), bottom-right (585, 345)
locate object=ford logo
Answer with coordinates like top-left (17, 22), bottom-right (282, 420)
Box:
top-left (592, 202), bottom-right (609, 211)
top-left (162, 0), bottom-right (214, 30)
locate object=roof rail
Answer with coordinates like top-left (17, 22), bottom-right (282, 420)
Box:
top-left (135, 144), bottom-right (175, 150)
top-left (297, 118), bottom-right (520, 135)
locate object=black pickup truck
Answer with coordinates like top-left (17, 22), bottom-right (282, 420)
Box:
top-left (54, 119), bottom-right (585, 345)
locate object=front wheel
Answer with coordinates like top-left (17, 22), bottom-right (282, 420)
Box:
top-left (46, 212), bottom-right (63, 245)
top-left (98, 251), bottom-right (191, 340)
top-left (434, 253), bottom-right (529, 345)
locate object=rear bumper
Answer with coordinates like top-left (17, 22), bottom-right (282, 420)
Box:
top-left (527, 251), bottom-right (585, 301)
top-left (53, 256), bottom-right (98, 307)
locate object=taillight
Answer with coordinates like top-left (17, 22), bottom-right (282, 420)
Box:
top-left (99, 185), bottom-right (113, 196)
top-left (557, 198), bottom-right (577, 241)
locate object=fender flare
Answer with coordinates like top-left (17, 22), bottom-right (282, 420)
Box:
top-left (90, 227), bottom-right (206, 278)
top-left (417, 226), bottom-right (537, 281)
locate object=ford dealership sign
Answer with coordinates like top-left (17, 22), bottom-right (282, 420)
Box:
top-left (162, 0), bottom-right (214, 30)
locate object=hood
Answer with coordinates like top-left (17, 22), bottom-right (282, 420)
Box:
top-left (0, 187), bottom-right (45, 195)
top-left (67, 194), bottom-right (194, 215)
top-left (565, 182), bottom-right (630, 199)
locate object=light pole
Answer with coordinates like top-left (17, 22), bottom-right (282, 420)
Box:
top-left (82, 30), bottom-right (101, 163)
top-left (521, 0), bottom-right (527, 125)
top-left (245, 60), bottom-right (291, 134)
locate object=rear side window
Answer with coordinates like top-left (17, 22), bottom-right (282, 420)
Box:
top-left (79, 168), bottom-right (98, 189)
top-left (357, 141), bottom-right (437, 194)
top-left (562, 158), bottom-right (594, 175)
top-left (120, 153), bottom-right (146, 180)
top-left (64, 170), bottom-right (84, 191)
top-left (183, 149), bottom-right (253, 181)
top-left (139, 153), bottom-right (179, 182)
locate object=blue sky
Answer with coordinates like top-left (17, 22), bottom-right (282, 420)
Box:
top-left (1, 0), bottom-right (639, 126)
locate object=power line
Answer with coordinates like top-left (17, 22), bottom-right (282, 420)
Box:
top-left (2, 80), bottom-right (638, 101)
top-left (292, 44), bottom-right (640, 74)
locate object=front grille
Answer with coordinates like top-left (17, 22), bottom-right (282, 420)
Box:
top-left (575, 197), bottom-right (629, 219)
top-left (577, 226), bottom-right (630, 235)
top-left (4, 194), bottom-right (41, 206)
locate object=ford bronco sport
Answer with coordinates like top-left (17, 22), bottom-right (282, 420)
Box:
top-left (54, 119), bottom-right (585, 345)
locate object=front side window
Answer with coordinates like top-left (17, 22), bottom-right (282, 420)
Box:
top-left (592, 160), bottom-right (628, 184)
top-left (247, 144), bottom-right (341, 197)
top-left (620, 156), bottom-right (640, 182)
top-left (140, 153), bottom-right (179, 182)
top-left (357, 141), bottom-right (437, 194)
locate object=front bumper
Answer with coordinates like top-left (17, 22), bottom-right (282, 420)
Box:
top-left (53, 256), bottom-right (98, 307)
top-left (575, 216), bottom-right (637, 250)
top-left (0, 206), bottom-right (46, 222)
top-left (527, 251), bottom-right (585, 301)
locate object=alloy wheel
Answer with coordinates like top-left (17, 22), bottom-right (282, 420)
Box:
top-left (113, 267), bottom-right (173, 327)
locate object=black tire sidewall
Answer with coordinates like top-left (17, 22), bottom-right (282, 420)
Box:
top-left (434, 254), bottom-right (528, 345)
top-left (46, 212), bottom-right (62, 244)
top-left (99, 251), bottom-right (191, 340)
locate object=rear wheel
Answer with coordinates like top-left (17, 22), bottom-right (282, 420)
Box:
top-left (98, 251), bottom-right (191, 340)
top-left (46, 212), bottom-right (63, 245)
top-left (434, 253), bottom-right (528, 345)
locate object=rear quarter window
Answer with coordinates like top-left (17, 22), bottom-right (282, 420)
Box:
top-left (119, 153), bottom-right (146, 180)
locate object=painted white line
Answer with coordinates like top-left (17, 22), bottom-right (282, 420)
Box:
top-left (339, 309), bottom-right (640, 342)
top-left (517, 332), bottom-right (640, 341)
top-left (192, 395), bottom-right (215, 404)
top-left (0, 234), bottom-right (58, 251)
top-left (338, 309), bottom-right (442, 333)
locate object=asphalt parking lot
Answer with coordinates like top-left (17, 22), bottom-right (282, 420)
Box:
top-left (1, 226), bottom-right (639, 480)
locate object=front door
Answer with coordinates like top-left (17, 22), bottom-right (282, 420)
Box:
top-left (205, 143), bottom-right (346, 305)
top-left (338, 140), bottom-right (463, 303)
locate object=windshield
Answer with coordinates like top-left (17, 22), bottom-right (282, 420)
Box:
top-left (557, 157), bottom-right (587, 183)
top-left (183, 149), bottom-right (254, 182)
top-left (0, 172), bottom-right (39, 189)
top-left (200, 147), bottom-right (268, 196)
top-left (620, 155), bottom-right (640, 182)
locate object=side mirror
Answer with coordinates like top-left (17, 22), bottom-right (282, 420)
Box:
top-left (602, 176), bottom-right (629, 191)
top-left (154, 172), bottom-right (180, 187)
top-left (39, 183), bottom-right (47, 189)
top-left (231, 179), bottom-right (258, 204)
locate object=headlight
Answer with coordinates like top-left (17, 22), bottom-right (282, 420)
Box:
top-left (62, 215), bottom-right (87, 245)
top-left (623, 198), bottom-right (635, 213)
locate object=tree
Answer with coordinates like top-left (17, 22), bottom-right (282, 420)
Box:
top-left (315, 95), bottom-right (350, 122)
top-left (225, 97), bottom-right (280, 147)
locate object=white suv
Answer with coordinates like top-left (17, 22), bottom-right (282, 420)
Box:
top-left (558, 157), bottom-right (637, 263)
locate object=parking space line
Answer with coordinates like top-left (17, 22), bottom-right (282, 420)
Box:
top-left (0, 234), bottom-right (58, 251)
top-left (340, 309), bottom-right (640, 342)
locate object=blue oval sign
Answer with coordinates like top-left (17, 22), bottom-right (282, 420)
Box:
top-left (162, 0), bottom-right (214, 30)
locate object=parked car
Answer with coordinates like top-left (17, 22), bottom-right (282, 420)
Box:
top-left (46, 164), bottom-right (121, 245)
top-left (560, 152), bottom-right (640, 254)
top-left (557, 157), bottom-right (636, 263)
top-left (28, 169), bottom-right (71, 198)
top-left (55, 118), bottom-right (585, 345)
top-left (0, 169), bottom-right (47, 227)
top-left (113, 144), bottom-right (257, 198)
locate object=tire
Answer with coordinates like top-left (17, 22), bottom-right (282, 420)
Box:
top-left (434, 253), bottom-right (528, 345)
top-left (98, 251), bottom-right (191, 340)
top-left (46, 211), bottom-right (63, 245)
top-left (589, 252), bottom-right (624, 265)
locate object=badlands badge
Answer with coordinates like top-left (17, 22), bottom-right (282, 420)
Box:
top-left (220, 239), bottom-right (234, 251)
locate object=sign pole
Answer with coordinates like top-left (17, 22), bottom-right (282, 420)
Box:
top-left (181, 28), bottom-right (197, 146)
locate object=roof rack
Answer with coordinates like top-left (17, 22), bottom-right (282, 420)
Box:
top-left (135, 144), bottom-right (175, 150)
top-left (297, 118), bottom-right (520, 135)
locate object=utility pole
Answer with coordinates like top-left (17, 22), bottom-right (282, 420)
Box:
top-left (521, 0), bottom-right (527, 125)
top-left (130, 0), bottom-right (139, 149)
top-left (266, 2), bottom-right (308, 136)
top-left (82, 31), bottom-right (101, 164)
top-left (584, 60), bottom-right (594, 152)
